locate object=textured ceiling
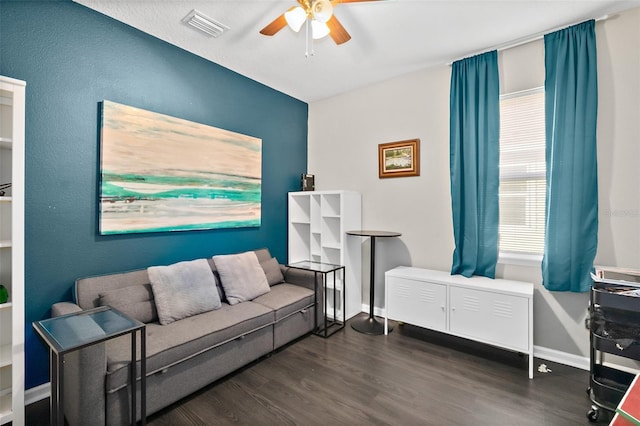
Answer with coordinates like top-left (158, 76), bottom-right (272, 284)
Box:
top-left (73, 0), bottom-right (640, 102)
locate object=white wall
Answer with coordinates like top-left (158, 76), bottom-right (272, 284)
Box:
top-left (596, 9), bottom-right (640, 269)
top-left (308, 7), bottom-right (640, 362)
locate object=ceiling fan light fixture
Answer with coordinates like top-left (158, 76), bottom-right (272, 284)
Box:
top-left (312, 0), bottom-right (333, 23)
top-left (311, 19), bottom-right (331, 39)
top-left (284, 6), bottom-right (307, 32)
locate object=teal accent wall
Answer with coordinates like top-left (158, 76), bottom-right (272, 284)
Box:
top-left (0, 1), bottom-right (308, 389)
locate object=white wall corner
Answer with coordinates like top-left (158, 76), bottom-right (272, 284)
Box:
top-left (361, 304), bottom-right (385, 318)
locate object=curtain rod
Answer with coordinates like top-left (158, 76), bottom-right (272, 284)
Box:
top-left (446, 14), bottom-right (609, 66)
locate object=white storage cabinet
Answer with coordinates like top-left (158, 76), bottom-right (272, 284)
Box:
top-left (288, 191), bottom-right (362, 320)
top-left (385, 267), bottom-right (534, 379)
top-left (0, 76), bottom-right (25, 425)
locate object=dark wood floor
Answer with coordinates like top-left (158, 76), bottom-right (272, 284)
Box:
top-left (26, 314), bottom-right (604, 425)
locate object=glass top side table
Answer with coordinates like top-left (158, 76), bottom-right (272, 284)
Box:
top-left (33, 305), bottom-right (146, 426)
top-left (288, 260), bottom-right (346, 338)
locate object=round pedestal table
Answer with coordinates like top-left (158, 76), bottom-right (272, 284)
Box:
top-left (346, 230), bottom-right (401, 335)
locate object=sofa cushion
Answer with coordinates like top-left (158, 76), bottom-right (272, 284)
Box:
top-left (104, 301), bottom-right (274, 393)
top-left (74, 249), bottom-right (275, 311)
top-left (99, 284), bottom-right (158, 324)
top-left (261, 257), bottom-right (285, 286)
top-left (205, 248), bottom-right (274, 302)
top-left (252, 283), bottom-right (314, 321)
top-left (253, 248), bottom-right (273, 263)
top-left (213, 251), bottom-right (270, 305)
top-left (75, 269), bottom-right (151, 310)
top-left (148, 259), bottom-right (221, 325)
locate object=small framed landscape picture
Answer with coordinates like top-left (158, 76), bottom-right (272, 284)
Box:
top-left (378, 139), bottom-right (420, 178)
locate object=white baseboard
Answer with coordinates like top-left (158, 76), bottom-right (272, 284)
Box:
top-left (533, 346), bottom-right (640, 375)
top-left (533, 345), bottom-right (589, 371)
top-left (365, 304), bottom-right (594, 372)
top-left (25, 382), bottom-right (50, 405)
top-left (361, 304), bottom-right (385, 318)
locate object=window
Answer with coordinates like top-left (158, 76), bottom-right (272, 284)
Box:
top-left (499, 88), bottom-right (545, 256)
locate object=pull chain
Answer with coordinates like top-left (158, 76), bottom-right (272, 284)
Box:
top-left (305, 19), bottom-right (315, 58)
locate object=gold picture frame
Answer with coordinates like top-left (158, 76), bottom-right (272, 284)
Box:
top-left (378, 139), bottom-right (420, 178)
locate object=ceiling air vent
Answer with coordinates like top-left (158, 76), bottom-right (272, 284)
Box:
top-left (182, 9), bottom-right (229, 38)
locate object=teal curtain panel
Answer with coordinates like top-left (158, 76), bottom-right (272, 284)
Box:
top-left (542, 20), bottom-right (598, 292)
top-left (449, 51), bottom-right (500, 278)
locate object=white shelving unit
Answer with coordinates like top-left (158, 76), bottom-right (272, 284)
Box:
top-left (288, 190), bottom-right (362, 320)
top-left (0, 76), bottom-right (25, 425)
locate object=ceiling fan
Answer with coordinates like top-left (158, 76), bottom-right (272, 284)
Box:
top-left (260, 0), bottom-right (384, 45)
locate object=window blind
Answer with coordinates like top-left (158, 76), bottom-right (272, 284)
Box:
top-left (499, 88), bottom-right (545, 255)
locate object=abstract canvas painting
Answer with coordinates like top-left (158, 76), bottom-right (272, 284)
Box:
top-left (99, 100), bottom-right (261, 235)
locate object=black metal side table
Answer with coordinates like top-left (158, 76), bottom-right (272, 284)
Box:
top-left (287, 260), bottom-right (346, 338)
top-left (347, 230), bottom-right (402, 335)
top-left (33, 305), bottom-right (146, 426)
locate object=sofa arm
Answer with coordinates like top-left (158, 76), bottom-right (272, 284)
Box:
top-left (51, 301), bottom-right (83, 317)
top-left (281, 266), bottom-right (320, 291)
top-left (49, 303), bottom-right (107, 426)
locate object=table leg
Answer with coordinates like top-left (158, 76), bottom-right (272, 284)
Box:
top-left (140, 327), bottom-right (147, 425)
top-left (323, 272), bottom-right (328, 336)
top-left (369, 236), bottom-right (375, 319)
top-left (350, 237), bottom-right (392, 335)
top-left (341, 267), bottom-right (346, 326)
top-left (131, 332), bottom-right (136, 426)
top-left (313, 271), bottom-right (318, 333)
top-left (332, 269), bottom-right (337, 326)
top-left (58, 352), bottom-right (64, 426)
top-left (49, 349), bottom-right (58, 426)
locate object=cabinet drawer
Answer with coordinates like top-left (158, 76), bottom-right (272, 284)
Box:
top-left (387, 277), bottom-right (446, 332)
top-left (592, 333), bottom-right (640, 360)
top-left (592, 287), bottom-right (640, 313)
top-left (449, 286), bottom-right (529, 351)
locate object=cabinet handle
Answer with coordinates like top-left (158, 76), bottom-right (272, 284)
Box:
top-left (441, 305), bottom-right (445, 311)
top-left (451, 307), bottom-right (456, 312)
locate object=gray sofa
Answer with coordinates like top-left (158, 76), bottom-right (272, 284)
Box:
top-left (50, 248), bottom-right (317, 425)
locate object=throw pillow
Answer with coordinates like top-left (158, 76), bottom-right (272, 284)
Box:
top-left (148, 258), bottom-right (222, 325)
top-left (260, 257), bottom-right (285, 286)
top-left (99, 284), bottom-right (158, 324)
top-left (213, 251), bottom-right (271, 305)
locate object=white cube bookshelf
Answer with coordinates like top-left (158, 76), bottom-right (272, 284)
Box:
top-left (288, 191), bottom-right (362, 320)
top-left (0, 76), bottom-right (25, 425)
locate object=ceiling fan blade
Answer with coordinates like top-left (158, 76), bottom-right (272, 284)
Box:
top-left (259, 12), bottom-right (289, 36)
top-left (327, 15), bottom-right (351, 45)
